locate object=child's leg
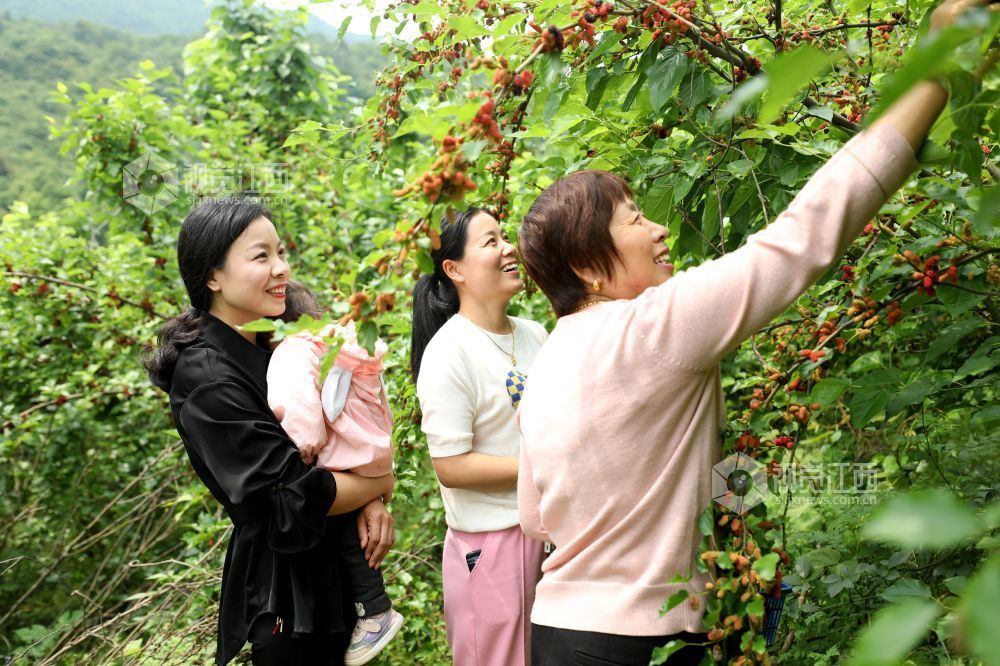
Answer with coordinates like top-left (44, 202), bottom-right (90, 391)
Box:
top-left (337, 510), bottom-right (392, 618)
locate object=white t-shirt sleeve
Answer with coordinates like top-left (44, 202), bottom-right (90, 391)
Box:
top-left (417, 341), bottom-right (476, 458)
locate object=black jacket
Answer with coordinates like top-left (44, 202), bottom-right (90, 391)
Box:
top-left (167, 310), bottom-right (354, 664)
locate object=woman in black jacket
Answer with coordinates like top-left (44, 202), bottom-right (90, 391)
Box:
top-left (145, 199), bottom-right (394, 665)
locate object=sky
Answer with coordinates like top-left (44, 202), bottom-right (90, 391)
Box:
top-left (260, 0), bottom-right (420, 39)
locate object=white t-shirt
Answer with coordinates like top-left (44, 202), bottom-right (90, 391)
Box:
top-left (416, 313), bottom-right (548, 532)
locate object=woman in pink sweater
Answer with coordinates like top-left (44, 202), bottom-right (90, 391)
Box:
top-left (515, 2), bottom-right (990, 663)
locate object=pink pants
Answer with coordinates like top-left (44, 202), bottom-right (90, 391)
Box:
top-left (442, 525), bottom-right (544, 666)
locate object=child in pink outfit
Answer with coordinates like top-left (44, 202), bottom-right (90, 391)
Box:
top-left (269, 321), bottom-right (393, 477)
top-left (268, 318), bottom-right (403, 666)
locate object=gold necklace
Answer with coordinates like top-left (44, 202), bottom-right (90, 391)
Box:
top-left (480, 316), bottom-right (516, 366)
top-left (569, 299), bottom-right (610, 314)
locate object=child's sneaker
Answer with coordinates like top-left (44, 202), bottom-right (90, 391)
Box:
top-left (345, 608), bottom-right (404, 665)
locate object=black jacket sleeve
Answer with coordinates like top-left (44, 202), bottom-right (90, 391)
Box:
top-left (179, 381), bottom-right (337, 554)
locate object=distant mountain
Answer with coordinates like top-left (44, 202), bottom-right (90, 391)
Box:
top-left (0, 11), bottom-right (384, 213)
top-left (0, 0), bottom-right (375, 41)
top-left (0, 17), bottom-right (187, 211)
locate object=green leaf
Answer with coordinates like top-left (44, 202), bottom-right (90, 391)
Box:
top-left (414, 249), bottom-right (434, 274)
top-left (448, 15), bottom-right (490, 39)
top-left (726, 159), bottom-right (752, 178)
top-left (401, 0), bottom-right (445, 16)
top-left (810, 378), bottom-right (850, 409)
top-left (917, 139), bottom-right (952, 165)
top-left (493, 13), bottom-right (522, 38)
top-left (677, 67), bottom-right (712, 108)
top-left (282, 133), bottom-right (313, 148)
top-left (848, 351), bottom-right (883, 374)
top-left (698, 508), bottom-right (714, 536)
top-left (357, 320), bottom-right (379, 356)
top-left (241, 318), bottom-right (277, 333)
top-left (759, 46), bottom-right (838, 122)
top-left (938, 281), bottom-right (987, 316)
top-left (971, 406), bottom-right (1000, 429)
top-left (718, 75), bottom-right (767, 120)
top-left (970, 185), bottom-right (1000, 236)
top-left (863, 490), bottom-right (981, 549)
top-left (337, 16), bottom-right (352, 42)
top-left (848, 386), bottom-right (892, 428)
top-left (806, 548), bottom-right (841, 569)
top-left (880, 578), bottom-right (932, 603)
top-left (847, 600), bottom-right (942, 666)
top-left (925, 319), bottom-right (982, 362)
top-left (752, 553), bottom-right (780, 582)
top-left (660, 589), bottom-right (689, 615)
top-left (807, 106), bottom-right (834, 121)
top-left (622, 72), bottom-right (647, 112)
top-left (585, 67), bottom-right (610, 110)
top-left (885, 375), bottom-right (945, 414)
top-left (954, 353), bottom-right (1000, 381)
top-left (961, 554), bottom-right (1000, 666)
top-left (855, 368), bottom-right (901, 387)
top-left (540, 52), bottom-right (563, 87)
top-left (641, 182), bottom-right (673, 224)
top-left (460, 139), bottom-right (488, 163)
top-left (292, 120), bottom-right (323, 133)
top-left (648, 48), bottom-right (687, 113)
top-left (650, 641), bottom-right (688, 664)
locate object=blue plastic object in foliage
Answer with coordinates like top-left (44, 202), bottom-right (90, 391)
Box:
top-left (763, 582), bottom-right (793, 647)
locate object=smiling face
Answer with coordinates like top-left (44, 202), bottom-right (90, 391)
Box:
top-left (443, 211), bottom-right (522, 306)
top-left (602, 199), bottom-right (672, 299)
top-left (206, 216), bottom-right (290, 328)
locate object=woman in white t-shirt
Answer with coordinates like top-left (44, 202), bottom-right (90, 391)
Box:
top-left (412, 208), bottom-right (548, 666)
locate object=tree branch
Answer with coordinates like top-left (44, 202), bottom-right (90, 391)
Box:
top-left (3, 271), bottom-right (167, 319)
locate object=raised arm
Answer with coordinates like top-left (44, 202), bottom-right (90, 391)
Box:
top-left (639, 0), bottom-right (994, 370)
top-left (642, 123), bottom-right (917, 369)
top-left (870, 0), bottom-right (966, 150)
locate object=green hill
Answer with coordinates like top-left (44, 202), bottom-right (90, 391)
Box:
top-left (0, 0), bottom-right (212, 35)
top-left (0, 13), bottom-right (384, 213)
top-left (0, 0), bottom-right (374, 40)
top-left (0, 18), bottom-right (185, 211)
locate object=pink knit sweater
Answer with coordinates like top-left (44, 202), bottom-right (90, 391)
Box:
top-left (517, 124), bottom-right (917, 636)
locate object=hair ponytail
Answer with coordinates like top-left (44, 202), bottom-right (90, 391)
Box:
top-left (411, 273), bottom-right (460, 379)
top-left (409, 207), bottom-right (482, 380)
top-left (143, 198), bottom-right (272, 392)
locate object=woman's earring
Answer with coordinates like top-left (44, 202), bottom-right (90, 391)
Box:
top-left (592, 279), bottom-right (602, 292)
